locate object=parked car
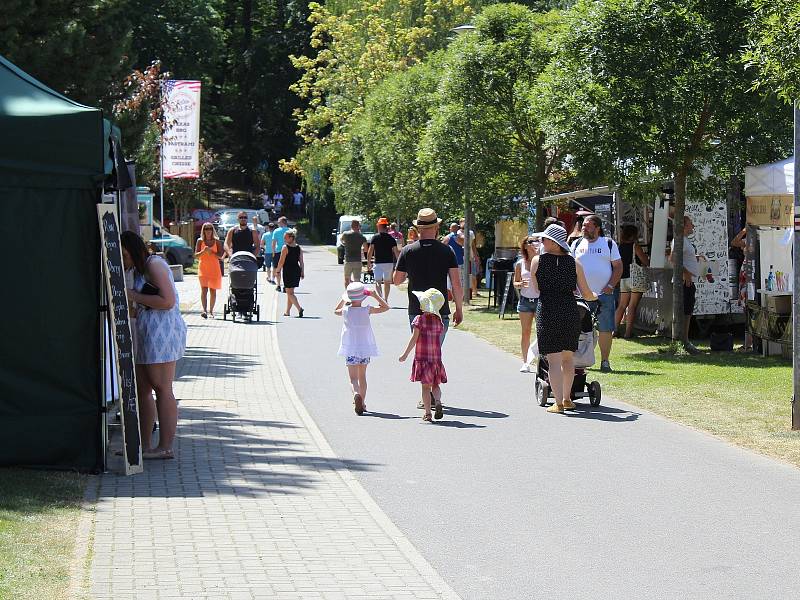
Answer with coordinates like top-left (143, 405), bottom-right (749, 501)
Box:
top-left (190, 208), bottom-right (219, 240)
top-left (149, 220), bottom-right (194, 268)
top-left (214, 209), bottom-right (266, 242)
top-left (333, 215), bottom-right (375, 264)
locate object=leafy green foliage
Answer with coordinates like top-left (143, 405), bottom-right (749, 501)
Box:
top-left (0, 0), bottom-right (131, 108)
top-left (745, 0), bottom-right (800, 104)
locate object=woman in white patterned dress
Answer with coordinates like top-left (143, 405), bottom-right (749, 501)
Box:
top-left (122, 232), bottom-right (187, 459)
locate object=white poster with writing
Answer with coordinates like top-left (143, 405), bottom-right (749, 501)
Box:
top-left (685, 201), bottom-right (738, 315)
top-left (162, 80), bottom-right (201, 178)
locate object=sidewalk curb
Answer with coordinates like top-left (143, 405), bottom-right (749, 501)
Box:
top-left (269, 292), bottom-right (464, 600)
top-left (68, 474), bottom-right (100, 599)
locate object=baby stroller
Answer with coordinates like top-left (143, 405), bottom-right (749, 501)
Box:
top-left (533, 299), bottom-right (601, 407)
top-left (223, 251), bottom-right (260, 322)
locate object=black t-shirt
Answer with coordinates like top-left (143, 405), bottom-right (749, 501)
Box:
top-left (370, 231), bottom-right (397, 264)
top-left (396, 239), bottom-right (458, 316)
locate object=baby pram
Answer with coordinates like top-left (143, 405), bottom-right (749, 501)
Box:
top-left (532, 299), bottom-right (601, 407)
top-left (223, 251), bottom-right (260, 322)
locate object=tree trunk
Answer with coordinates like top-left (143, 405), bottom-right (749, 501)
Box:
top-left (671, 169), bottom-right (688, 342)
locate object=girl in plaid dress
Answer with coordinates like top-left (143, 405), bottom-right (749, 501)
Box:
top-left (399, 288), bottom-right (447, 422)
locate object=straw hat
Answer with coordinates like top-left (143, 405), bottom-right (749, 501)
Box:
top-left (342, 281), bottom-right (368, 303)
top-left (413, 208), bottom-right (442, 229)
top-left (531, 224), bottom-right (571, 252)
top-left (412, 288), bottom-right (445, 319)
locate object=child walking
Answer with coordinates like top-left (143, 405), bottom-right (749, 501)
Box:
top-left (335, 282), bottom-right (390, 415)
top-left (399, 288), bottom-right (447, 422)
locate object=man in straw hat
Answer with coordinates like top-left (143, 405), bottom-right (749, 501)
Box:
top-left (394, 208), bottom-right (463, 339)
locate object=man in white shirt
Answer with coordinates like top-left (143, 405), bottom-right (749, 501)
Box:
top-left (670, 215), bottom-right (701, 354)
top-left (571, 214), bottom-right (623, 372)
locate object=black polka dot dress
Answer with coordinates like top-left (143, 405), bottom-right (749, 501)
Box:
top-left (535, 253), bottom-right (580, 355)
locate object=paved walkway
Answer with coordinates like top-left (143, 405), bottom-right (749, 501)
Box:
top-left (83, 273), bottom-right (460, 599)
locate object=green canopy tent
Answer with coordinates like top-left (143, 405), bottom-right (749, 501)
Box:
top-left (0, 55), bottom-right (107, 470)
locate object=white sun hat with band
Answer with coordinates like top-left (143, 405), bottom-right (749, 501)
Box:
top-left (343, 281), bottom-right (369, 303)
top-left (413, 208), bottom-right (442, 229)
top-left (531, 223), bottom-right (571, 252)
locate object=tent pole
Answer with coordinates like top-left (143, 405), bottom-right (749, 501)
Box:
top-left (159, 81), bottom-right (165, 233)
top-left (792, 100), bottom-right (799, 430)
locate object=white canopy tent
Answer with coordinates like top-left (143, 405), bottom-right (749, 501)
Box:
top-left (744, 157), bottom-right (795, 196)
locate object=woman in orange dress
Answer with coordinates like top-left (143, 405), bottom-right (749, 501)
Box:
top-left (195, 222), bottom-right (224, 318)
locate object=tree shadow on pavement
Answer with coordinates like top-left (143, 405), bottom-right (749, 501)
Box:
top-left (442, 406), bottom-right (508, 419)
top-left (567, 404), bottom-right (640, 423)
top-left (102, 406), bottom-right (380, 498)
top-left (176, 347), bottom-right (262, 381)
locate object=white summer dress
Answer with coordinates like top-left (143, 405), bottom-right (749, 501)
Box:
top-left (337, 305), bottom-right (379, 362)
top-left (134, 255), bottom-right (187, 364)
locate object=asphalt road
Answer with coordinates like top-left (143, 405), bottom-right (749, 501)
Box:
top-left (276, 244), bottom-right (800, 600)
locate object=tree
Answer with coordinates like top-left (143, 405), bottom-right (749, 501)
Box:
top-left (542, 0), bottom-right (792, 344)
top-left (0, 0), bottom-right (131, 108)
top-left (285, 0), bottom-right (474, 194)
top-left (351, 53), bottom-right (447, 222)
top-left (435, 4), bottom-right (567, 228)
top-left (745, 0), bottom-right (800, 104)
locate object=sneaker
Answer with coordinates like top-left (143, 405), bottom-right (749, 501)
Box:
top-left (683, 341), bottom-right (701, 355)
top-left (562, 399), bottom-right (577, 411)
top-left (519, 363), bottom-right (531, 373)
top-left (417, 399), bottom-right (425, 409)
top-left (276, 286), bottom-right (282, 292)
top-left (600, 360), bottom-right (612, 373)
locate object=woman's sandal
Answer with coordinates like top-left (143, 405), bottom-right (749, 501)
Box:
top-left (299, 308), bottom-right (304, 318)
top-left (143, 448), bottom-right (175, 460)
top-left (283, 312), bottom-right (290, 317)
top-left (201, 312), bottom-right (207, 319)
top-left (422, 413), bottom-right (433, 422)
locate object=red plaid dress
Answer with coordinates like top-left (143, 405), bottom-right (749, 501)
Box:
top-left (410, 313), bottom-right (447, 385)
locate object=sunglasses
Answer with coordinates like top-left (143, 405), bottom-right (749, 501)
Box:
top-left (238, 216), bottom-right (248, 220)
top-left (524, 239), bottom-right (539, 245)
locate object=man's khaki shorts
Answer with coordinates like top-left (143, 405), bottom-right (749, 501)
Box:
top-left (344, 261), bottom-right (362, 282)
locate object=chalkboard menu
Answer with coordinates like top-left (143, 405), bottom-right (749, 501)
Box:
top-left (499, 271), bottom-right (517, 319)
top-left (97, 206), bottom-right (142, 475)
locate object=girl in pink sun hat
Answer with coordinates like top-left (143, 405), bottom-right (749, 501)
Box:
top-left (399, 288), bottom-right (447, 422)
top-left (335, 281), bottom-right (390, 415)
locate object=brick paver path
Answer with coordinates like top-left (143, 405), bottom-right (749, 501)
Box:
top-left (85, 274), bottom-right (460, 599)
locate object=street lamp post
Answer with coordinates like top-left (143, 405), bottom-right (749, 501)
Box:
top-left (792, 100), bottom-right (799, 430)
top-left (451, 24), bottom-right (477, 306)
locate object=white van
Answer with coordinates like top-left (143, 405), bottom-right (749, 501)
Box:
top-left (334, 215), bottom-right (375, 264)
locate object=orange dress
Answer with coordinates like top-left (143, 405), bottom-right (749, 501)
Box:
top-left (197, 239), bottom-right (223, 289)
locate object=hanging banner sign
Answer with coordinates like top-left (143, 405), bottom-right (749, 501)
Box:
top-left (162, 80), bottom-right (201, 179)
top-left (746, 195), bottom-right (793, 227)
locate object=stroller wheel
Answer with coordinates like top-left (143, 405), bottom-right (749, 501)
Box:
top-left (588, 381), bottom-right (602, 407)
top-left (535, 379), bottom-right (550, 407)
top-left (223, 306), bottom-right (228, 321)
top-left (255, 306), bottom-right (260, 322)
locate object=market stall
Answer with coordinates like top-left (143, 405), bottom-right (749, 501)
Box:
top-left (0, 54), bottom-right (124, 470)
top-left (744, 157), bottom-right (794, 356)
top-left (543, 185), bottom-right (743, 336)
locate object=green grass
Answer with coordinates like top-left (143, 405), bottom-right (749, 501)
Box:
top-left (459, 302), bottom-right (799, 467)
top-left (0, 469), bottom-right (87, 600)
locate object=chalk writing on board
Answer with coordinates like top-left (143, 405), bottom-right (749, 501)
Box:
top-left (98, 206), bottom-right (142, 475)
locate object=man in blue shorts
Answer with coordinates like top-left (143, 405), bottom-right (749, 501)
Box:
top-left (571, 214), bottom-right (623, 372)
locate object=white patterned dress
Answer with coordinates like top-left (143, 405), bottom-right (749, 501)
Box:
top-left (134, 256), bottom-right (187, 364)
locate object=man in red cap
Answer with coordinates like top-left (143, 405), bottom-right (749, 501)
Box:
top-left (367, 217), bottom-right (400, 301)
